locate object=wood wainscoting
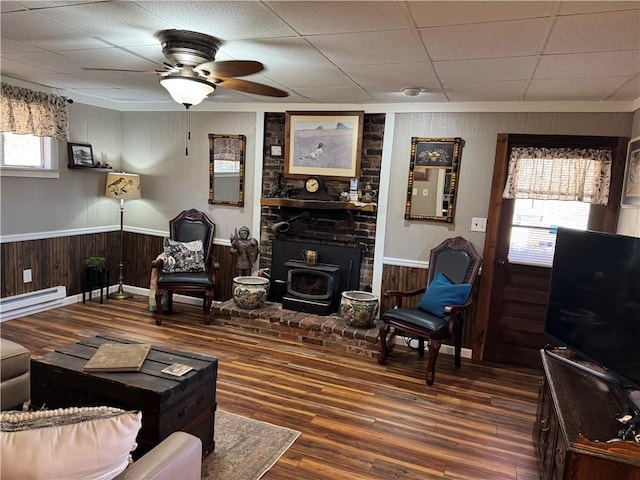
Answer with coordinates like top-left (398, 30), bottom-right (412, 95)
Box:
top-left (1, 231), bottom-right (237, 302)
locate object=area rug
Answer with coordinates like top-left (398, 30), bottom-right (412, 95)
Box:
top-left (201, 410), bottom-right (300, 480)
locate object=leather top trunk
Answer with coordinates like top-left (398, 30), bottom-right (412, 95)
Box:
top-left (30, 335), bottom-right (218, 457)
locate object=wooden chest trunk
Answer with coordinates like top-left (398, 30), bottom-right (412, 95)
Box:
top-left (30, 335), bottom-right (218, 456)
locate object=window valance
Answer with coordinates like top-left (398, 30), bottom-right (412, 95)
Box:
top-left (0, 83), bottom-right (69, 141)
top-left (502, 147), bottom-right (612, 205)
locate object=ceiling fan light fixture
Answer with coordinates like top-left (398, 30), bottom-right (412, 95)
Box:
top-left (159, 76), bottom-right (215, 107)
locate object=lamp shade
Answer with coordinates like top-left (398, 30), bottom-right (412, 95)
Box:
top-left (159, 76), bottom-right (215, 106)
top-left (105, 172), bottom-right (141, 200)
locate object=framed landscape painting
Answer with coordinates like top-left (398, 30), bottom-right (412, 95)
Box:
top-left (67, 142), bottom-right (95, 168)
top-left (621, 136), bottom-right (640, 207)
top-left (284, 111), bottom-right (363, 179)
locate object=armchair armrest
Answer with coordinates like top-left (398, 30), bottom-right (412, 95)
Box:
top-left (383, 287), bottom-right (426, 309)
top-left (114, 432), bottom-right (202, 480)
top-left (445, 296), bottom-right (474, 334)
top-left (151, 259), bottom-right (164, 269)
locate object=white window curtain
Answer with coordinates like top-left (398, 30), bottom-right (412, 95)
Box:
top-left (0, 82), bottom-right (69, 141)
top-left (502, 147), bottom-right (612, 205)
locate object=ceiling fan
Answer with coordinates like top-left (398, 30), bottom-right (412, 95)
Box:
top-left (84, 29), bottom-right (288, 107)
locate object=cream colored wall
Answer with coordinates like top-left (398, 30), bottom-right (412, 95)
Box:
top-left (120, 111), bottom-right (257, 241)
top-left (616, 109), bottom-right (640, 238)
top-left (1, 100), bottom-right (636, 250)
top-left (0, 102), bottom-right (122, 236)
top-left (384, 112), bottom-right (635, 261)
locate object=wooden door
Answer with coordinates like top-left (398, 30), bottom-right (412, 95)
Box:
top-left (473, 134), bottom-right (628, 369)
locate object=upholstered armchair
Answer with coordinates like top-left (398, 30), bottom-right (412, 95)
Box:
top-left (152, 209), bottom-right (219, 326)
top-left (378, 236), bottom-right (482, 385)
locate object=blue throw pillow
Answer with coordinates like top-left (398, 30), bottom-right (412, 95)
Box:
top-left (417, 272), bottom-right (472, 318)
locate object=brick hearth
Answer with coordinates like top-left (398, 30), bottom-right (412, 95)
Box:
top-left (211, 299), bottom-right (381, 358)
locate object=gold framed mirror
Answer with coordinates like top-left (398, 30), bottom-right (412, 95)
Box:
top-left (208, 134), bottom-right (245, 207)
top-left (405, 137), bottom-right (463, 223)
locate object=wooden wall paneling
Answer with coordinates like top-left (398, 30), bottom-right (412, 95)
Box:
top-left (211, 244), bottom-right (234, 301)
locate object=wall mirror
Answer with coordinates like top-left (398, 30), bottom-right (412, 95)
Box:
top-left (208, 134), bottom-right (245, 207)
top-left (405, 137), bottom-right (463, 223)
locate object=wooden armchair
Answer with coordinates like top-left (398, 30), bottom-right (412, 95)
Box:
top-left (378, 236), bottom-right (481, 385)
top-left (152, 209), bottom-right (219, 326)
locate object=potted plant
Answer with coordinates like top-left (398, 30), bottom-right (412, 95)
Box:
top-left (83, 256), bottom-right (107, 285)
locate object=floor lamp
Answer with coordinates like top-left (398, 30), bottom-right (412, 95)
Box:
top-left (105, 172), bottom-right (141, 299)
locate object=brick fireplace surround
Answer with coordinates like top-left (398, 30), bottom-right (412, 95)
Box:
top-left (212, 299), bottom-right (381, 358)
top-left (213, 113), bottom-right (388, 359)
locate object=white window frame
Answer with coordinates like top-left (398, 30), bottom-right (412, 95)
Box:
top-left (0, 132), bottom-right (59, 178)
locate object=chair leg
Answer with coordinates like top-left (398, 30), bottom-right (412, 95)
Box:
top-left (204, 289), bottom-right (213, 325)
top-left (454, 323), bottom-right (463, 369)
top-left (154, 290), bottom-right (164, 326)
top-left (426, 339), bottom-right (441, 386)
top-left (418, 338), bottom-right (425, 357)
top-left (378, 322), bottom-right (390, 365)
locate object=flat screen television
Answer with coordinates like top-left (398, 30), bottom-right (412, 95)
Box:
top-left (545, 227), bottom-right (640, 407)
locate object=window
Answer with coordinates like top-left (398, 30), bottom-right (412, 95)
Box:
top-left (509, 199), bottom-right (590, 267)
top-left (0, 132), bottom-right (59, 178)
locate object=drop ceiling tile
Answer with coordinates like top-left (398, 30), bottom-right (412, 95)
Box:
top-left (219, 38), bottom-right (334, 68)
top-left (33, 2), bottom-right (173, 47)
top-left (342, 62), bottom-right (439, 90)
top-left (419, 18), bottom-right (547, 61)
top-left (1, 10), bottom-right (110, 50)
top-left (444, 80), bottom-right (529, 101)
top-left (544, 10), bottom-right (640, 54)
top-left (263, 67), bottom-right (357, 88)
top-left (61, 48), bottom-right (161, 72)
top-left (605, 74), bottom-right (640, 100)
top-left (557, 1), bottom-right (640, 15)
top-left (0, 1), bottom-right (27, 13)
top-left (408, 1), bottom-right (555, 27)
top-left (292, 86), bottom-right (375, 103)
top-left (306, 30), bottom-right (427, 66)
top-left (15, 73), bottom-right (107, 89)
top-left (535, 51), bottom-right (640, 79)
top-left (0, 58), bottom-right (57, 75)
top-left (0, 37), bottom-right (44, 53)
top-left (137, 1), bottom-right (297, 40)
top-left (434, 57), bottom-right (537, 83)
top-left (2, 51), bottom-right (84, 74)
top-left (526, 77), bottom-right (633, 101)
top-left (266, 1), bottom-right (409, 34)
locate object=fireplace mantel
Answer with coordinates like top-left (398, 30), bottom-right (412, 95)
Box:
top-left (261, 198), bottom-right (376, 212)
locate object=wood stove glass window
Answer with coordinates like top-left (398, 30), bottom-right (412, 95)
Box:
top-left (287, 269), bottom-right (333, 300)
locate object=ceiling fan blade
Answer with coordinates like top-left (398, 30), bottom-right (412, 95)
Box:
top-left (216, 78), bottom-right (288, 97)
top-left (196, 60), bottom-right (264, 78)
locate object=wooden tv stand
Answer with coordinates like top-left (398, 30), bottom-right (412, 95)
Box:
top-left (534, 349), bottom-right (640, 479)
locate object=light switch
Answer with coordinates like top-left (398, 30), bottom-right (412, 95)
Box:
top-left (471, 217), bottom-right (487, 232)
top-left (412, 188), bottom-right (417, 196)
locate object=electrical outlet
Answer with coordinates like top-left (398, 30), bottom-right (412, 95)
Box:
top-left (422, 188), bottom-right (429, 196)
top-left (471, 217), bottom-right (487, 232)
top-left (23, 269), bottom-right (32, 283)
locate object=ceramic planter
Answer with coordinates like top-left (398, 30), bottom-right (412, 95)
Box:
top-left (340, 290), bottom-right (379, 328)
top-left (232, 276), bottom-right (270, 309)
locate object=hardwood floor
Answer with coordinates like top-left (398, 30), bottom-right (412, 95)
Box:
top-left (0, 296), bottom-right (543, 479)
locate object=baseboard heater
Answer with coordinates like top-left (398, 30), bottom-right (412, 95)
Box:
top-left (0, 286), bottom-right (67, 322)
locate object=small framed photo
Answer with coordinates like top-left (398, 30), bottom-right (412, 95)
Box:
top-left (67, 142), bottom-right (95, 168)
top-left (621, 135), bottom-right (640, 207)
top-left (270, 144), bottom-right (283, 158)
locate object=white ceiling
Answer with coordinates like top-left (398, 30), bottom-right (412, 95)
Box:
top-left (1, 0), bottom-right (639, 110)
